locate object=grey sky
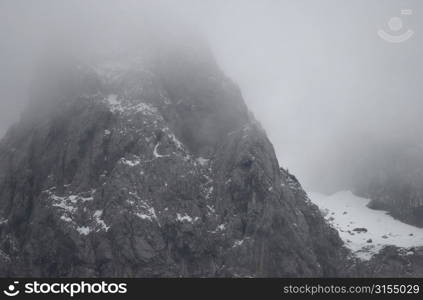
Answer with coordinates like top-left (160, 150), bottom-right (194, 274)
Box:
top-left (0, 0), bottom-right (422, 191)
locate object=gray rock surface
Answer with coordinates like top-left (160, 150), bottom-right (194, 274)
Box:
top-left (354, 246), bottom-right (423, 277)
top-left (0, 45), bottom-right (420, 277)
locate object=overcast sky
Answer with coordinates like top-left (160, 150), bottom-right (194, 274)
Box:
top-left (0, 0), bottom-right (422, 191)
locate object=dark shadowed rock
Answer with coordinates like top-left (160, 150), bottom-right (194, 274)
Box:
top-left (354, 246), bottom-right (423, 277)
top-left (0, 45), bottom-right (419, 277)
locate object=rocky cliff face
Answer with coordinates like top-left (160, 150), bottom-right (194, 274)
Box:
top-left (0, 45), bottom-right (351, 277)
top-left (354, 246), bottom-right (423, 277)
top-left (2, 44), bottom-right (422, 277)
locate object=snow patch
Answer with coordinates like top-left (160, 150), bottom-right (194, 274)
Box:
top-left (205, 186), bottom-right (214, 199)
top-left (131, 102), bottom-right (158, 115)
top-left (309, 191), bottom-right (423, 260)
top-left (93, 210), bottom-right (110, 232)
top-left (106, 94), bottom-right (120, 108)
top-left (206, 205), bottom-right (216, 214)
top-left (76, 226), bottom-right (91, 236)
top-left (136, 207), bottom-right (158, 222)
top-left (168, 132), bottom-right (184, 150)
top-left (105, 94), bottom-right (158, 116)
top-left (121, 157), bottom-right (140, 167)
top-left (176, 213), bottom-right (199, 223)
top-left (233, 239), bottom-right (248, 247)
top-left (60, 215), bottom-right (72, 222)
top-left (153, 143), bottom-right (169, 158)
top-left (196, 157), bottom-right (209, 166)
top-left (131, 198), bottom-right (159, 225)
top-left (211, 223), bottom-right (226, 234)
top-left (45, 189), bottom-right (108, 235)
top-left (50, 195), bottom-right (77, 213)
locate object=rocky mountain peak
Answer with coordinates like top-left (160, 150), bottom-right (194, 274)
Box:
top-left (1, 43), bottom-right (420, 277)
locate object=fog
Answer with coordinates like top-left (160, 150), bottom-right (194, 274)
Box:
top-left (0, 0), bottom-right (422, 192)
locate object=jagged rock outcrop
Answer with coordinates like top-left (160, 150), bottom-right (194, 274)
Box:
top-left (1, 42), bottom-right (421, 277)
top-left (0, 44), bottom-right (352, 277)
top-left (354, 246), bottom-right (423, 277)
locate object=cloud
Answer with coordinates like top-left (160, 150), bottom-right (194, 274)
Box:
top-left (0, 0), bottom-right (421, 192)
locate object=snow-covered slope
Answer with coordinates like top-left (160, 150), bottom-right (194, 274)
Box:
top-left (309, 191), bottom-right (423, 260)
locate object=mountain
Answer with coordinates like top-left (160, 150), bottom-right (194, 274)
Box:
top-left (0, 42), bottom-right (421, 277)
top-left (0, 42), bottom-right (350, 277)
top-left (353, 144), bottom-right (423, 228)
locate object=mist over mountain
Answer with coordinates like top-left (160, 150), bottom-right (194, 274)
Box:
top-left (0, 35), bottom-right (355, 276)
top-left (1, 0), bottom-right (422, 195)
top-left (0, 0), bottom-right (422, 277)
